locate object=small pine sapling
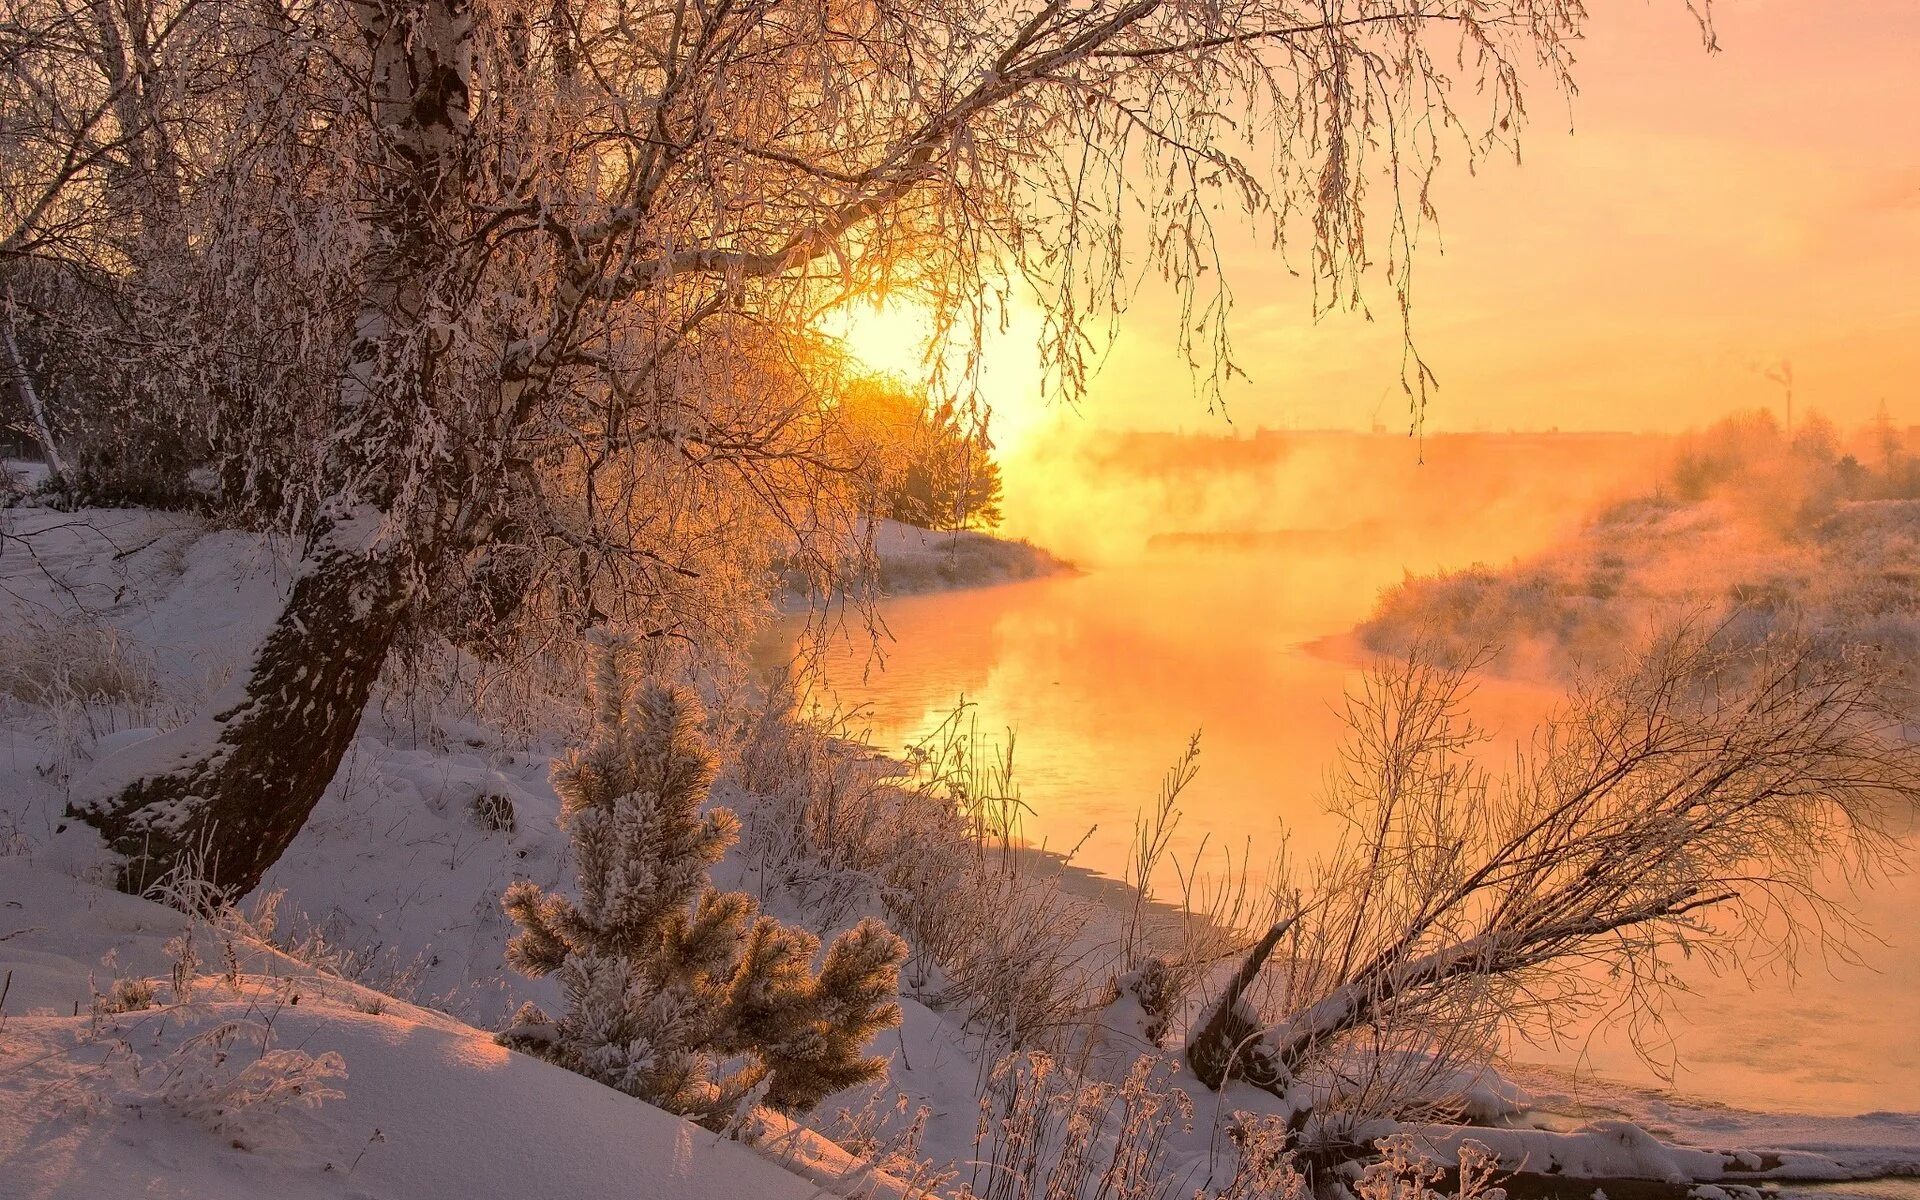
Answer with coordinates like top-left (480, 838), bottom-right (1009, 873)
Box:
top-left (499, 637), bottom-right (908, 1129)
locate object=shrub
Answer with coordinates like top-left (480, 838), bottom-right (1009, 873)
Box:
top-left (498, 637), bottom-right (907, 1128)
top-left (468, 792), bottom-right (517, 833)
top-left (957, 1049), bottom-right (1506, 1200)
top-left (0, 616), bottom-right (158, 710)
top-left (726, 690), bottom-right (1104, 1050)
top-left (145, 1020), bottom-right (347, 1139)
top-left (93, 976), bottom-right (159, 1015)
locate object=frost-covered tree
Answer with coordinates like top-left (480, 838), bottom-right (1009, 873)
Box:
top-left (835, 376), bottom-right (1005, 530)
top-left (12, 0), bottom-right (1719, 896)
top-left (499, 638), bottom-right (907, 1127)
top-left (1188, 628), bottom-right (1919, 1144)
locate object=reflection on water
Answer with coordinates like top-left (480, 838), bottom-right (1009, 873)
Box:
top-left (774, 552), bottom-right (1563, 878)
top-left (765, 433), bottom-right (1919, 1117)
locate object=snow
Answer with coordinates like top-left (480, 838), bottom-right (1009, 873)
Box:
top-left (4, 503), bottom-right (1919, 1198)
top-left (1491, 1069), bottom-right (1920, 1185)
top-left (0, 860), bottom-right (888, 1200)
top-left (1386, 1114), bottom-right (1920, 1192)
top-left (863, 517), bottom-right (1070, 596)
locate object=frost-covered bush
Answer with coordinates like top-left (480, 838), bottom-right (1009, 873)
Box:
top-left (0, 612), bottom-right (172, 783)
top-left (1355, 1135), bottom-right (1507, 1200)
top-left (139, 1019), bottom-right (347, 1138)
top-left (725, 689), bottom-right (1101, 1050)
top-left (1186, 632), bottom-right (1914, 1149)
top-left (959, 1050), bottom-right (1506, 1200)
top-left (93, 976), bottom-right (159, 1014)
top-left (959, 1052), bottom-right (1196, 1200)
top-left (498, 638), bottom-right (907, 1128)
top-left (49, 1004), bottom-right (346, 1142)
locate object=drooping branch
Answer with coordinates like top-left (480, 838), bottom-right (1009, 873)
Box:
top-left (1187, 629), bottom-right (1914, 1134)
top-left (1257, 886), bottom-right (1740, 1082)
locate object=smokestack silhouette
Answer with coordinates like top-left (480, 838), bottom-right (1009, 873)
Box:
top-left (1764, 361), bottom-right (1795, 433)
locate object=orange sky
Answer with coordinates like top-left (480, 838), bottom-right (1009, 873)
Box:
top-left (840, 2), bottom-right (1920, 443)
top-left (1097, 0), bottom-right (1920, 436)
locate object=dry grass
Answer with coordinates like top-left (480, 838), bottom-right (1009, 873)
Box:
top-left (0, 614), bottom-right (158, 710)
top-left (725, 685), bottom-right (1107, 1051)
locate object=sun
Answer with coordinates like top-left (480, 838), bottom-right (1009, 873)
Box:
top-left (820, 299), bottom-right (943, 384)
top-left (818, 295), bottom-right (1057, 458)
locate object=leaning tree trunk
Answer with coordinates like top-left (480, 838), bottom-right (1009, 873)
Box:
top-left (79, 533), bottom-right (411, 897)
top-left (1187, 917), bottom-right (1295, 1093)
top-left (78, 0), bottom-right (474, 901)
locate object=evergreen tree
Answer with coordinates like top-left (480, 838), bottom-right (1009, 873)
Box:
top-left (499, 637), bottom-right (907, 1128)
top-left (887, 400), bottom-right (1004, 531)
top-left (836, 375), bottom-right (1006, 531)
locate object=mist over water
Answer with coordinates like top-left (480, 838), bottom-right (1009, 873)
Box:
top-left (772, 429), bottom-right (1920, 1117)
top-left (997, 427), bottom-right (1670, 570)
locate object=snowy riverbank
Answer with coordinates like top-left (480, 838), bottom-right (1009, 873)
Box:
top-left (775, 516), bottom-right (1073, 609)
top-left (3, 501), bottom-right (1918, 1199)
top-left (867, 518), bottom-right (1073, 595)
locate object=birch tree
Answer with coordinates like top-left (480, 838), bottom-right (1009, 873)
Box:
top-left (7, 0), bottom-right (1717, 896)
top-left (0, 0), bottom-right (213, 471)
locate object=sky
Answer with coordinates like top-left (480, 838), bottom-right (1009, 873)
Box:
top-left (834, 0), bottom-right (1920, 446)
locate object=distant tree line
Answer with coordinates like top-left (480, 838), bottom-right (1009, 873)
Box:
top-left (1666, 406), bottom-right (1920, 532)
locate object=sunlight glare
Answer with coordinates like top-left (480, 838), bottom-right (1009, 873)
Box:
top-left (818, 296), bottom-right (1057, 463)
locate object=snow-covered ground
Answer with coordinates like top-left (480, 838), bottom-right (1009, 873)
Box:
top-left (0, 859), bottom-right (897, 1200)
top-left (867, 518), bottom-right (1070, 595)
top-left (4, 499), bottom-right (1918, 1198)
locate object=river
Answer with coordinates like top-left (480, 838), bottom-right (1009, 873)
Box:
top-left (768, 430), bottom-right (1920, 1117)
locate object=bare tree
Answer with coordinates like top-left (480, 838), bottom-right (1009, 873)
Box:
top-left (0, 0), bottom-right (215, 471)
top-left (1189, 627), bottom-right (1916, 1145)
top-left (3, 0), bottom-right (1716, 896)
